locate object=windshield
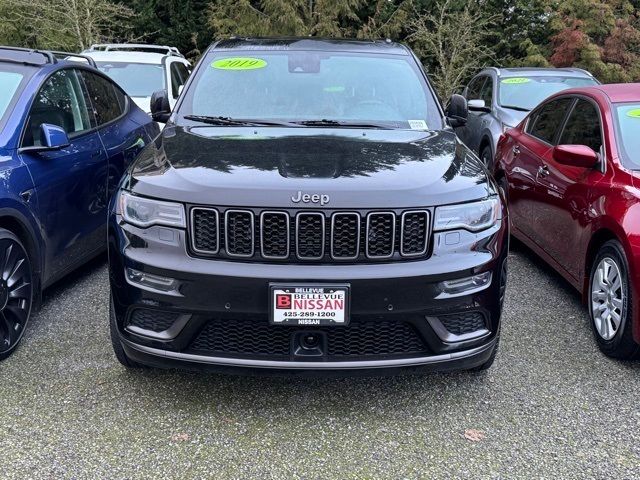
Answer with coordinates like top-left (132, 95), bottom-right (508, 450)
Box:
top-left (95, 62), bottom-right (165, 97)
top-left (0, 69), bottom-right (24, 125)
top-left (179, 51), bottom-right (442, 129)
top-left (499, 76), bottom-right (598, 110)
top-left (614, 103), bottom-right (640, 170)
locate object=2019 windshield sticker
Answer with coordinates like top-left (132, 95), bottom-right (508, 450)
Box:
top-left (501, 78), bottom-right (531, 85)
top-left (627, 108), bottom-right (640, 119)
top-left (212, 58), bottom-right (267, 70)
top-left (408, 120), bottom-right (428, 130)
top-left (323, 86), bottom-right (345, 93)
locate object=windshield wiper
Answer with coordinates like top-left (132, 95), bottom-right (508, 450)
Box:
top-left (501, 105), bottom-right (530, 112)
top-left (183, 115), bottom-right (296, 127)
top-left (293, 119), bottom-right (394, 129)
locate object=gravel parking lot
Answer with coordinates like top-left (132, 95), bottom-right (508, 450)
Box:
top-left (1, 241), bottom-right (639, 479)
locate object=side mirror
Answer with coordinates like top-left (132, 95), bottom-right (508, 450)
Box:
top-left (553, 144), bottom-right (599, 168)
top-left (446, 94), bottom-right (468, 128)
top-left (468, 99), bottom-right (490, 112)
top-left (150, 89), bottom-right (171, 123)
top-left (40, 123), bottom-right (69, 149)
top-left (19, 123), bottom-right (69, 153)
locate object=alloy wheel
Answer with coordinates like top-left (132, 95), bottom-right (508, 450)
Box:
top-left (0, 238), bottom-right (32, 355)
top-left (591, 257), bottom-right (624, 341)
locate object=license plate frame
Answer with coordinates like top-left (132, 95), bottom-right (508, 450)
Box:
top-left (269, 283), bottom-right (351, 326)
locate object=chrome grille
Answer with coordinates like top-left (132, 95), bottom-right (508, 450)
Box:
top-left (189, 207), bottom-right (431, 262)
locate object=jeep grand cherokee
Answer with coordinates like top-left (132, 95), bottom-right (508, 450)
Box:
top-left (108, 38), bottom-right (509, 374)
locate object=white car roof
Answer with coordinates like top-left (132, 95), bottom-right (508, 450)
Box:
top-left (84, 51), bottom-right (188, 65)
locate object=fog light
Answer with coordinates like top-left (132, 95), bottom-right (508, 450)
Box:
top-left (126, 268), bottom-right (180, 294)
top-left (438, 272), bottom-right (492, 297)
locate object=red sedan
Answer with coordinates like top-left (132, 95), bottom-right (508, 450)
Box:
top-left (495, 83), bottom-right (640, 359)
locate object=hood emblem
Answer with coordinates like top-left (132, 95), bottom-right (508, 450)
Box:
top-left (291, 191), bottom-right (330, 206)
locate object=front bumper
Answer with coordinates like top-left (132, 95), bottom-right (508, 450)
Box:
top-left (108, 214), bottom-right (508, 375)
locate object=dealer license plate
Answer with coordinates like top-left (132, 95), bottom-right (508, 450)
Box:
top-left (270, 284), bottom-right (350, 326)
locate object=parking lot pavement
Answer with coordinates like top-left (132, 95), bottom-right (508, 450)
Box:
top-left (1, 243), bottom-right (639, 480)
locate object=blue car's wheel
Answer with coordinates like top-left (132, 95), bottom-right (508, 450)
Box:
top-left (0, 229), bottom-right (33, 360)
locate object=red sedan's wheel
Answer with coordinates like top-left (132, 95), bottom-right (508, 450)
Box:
top-left (589, 240), bottom-right (639, 359)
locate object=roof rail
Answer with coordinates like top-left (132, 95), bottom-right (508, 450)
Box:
top-left (83, 43), bottom-right (185, 58)
top-left (0, 46), bottom-right (56, 66)
top-left (49, 51), bottom-right (97, 68)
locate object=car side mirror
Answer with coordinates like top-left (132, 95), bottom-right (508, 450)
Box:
top-left (468, 99), bottom-right (491, 113)
top-left (553, 144), bottom-right (599, 168)
top-left (150, 89), bottom-right (171, 123)
top-left (19, 123), bottom-right (70, 153)
top-left (446, 94), bottom-right (468, 128)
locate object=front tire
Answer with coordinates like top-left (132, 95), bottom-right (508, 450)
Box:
top-left (589, 240), bottom-right (639, 359)
top-left (0, 229), bottom-right (34, 361)
top-left (480, 145), bottom-right (493, 170)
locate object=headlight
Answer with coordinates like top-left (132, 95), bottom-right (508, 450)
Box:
top-left (434, 198), bottom-right (500, 232)
top-left (118, 192), bottom-right (185, 228)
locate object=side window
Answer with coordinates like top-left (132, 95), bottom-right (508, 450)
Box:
top-left (479, 78), bottom-right (493, 106)
top-left (82, 71), bottom-right (126, 126)
top-left (465, 76), bottom-right (486, 100)
top-left (170, 62), bottom-right (190, 99)
top-left (526, 98), bottom-right (573, 144)
top-left (23, 69), bottom-right (93, 147)
top-left (559, 99), bottom-right (603, 154)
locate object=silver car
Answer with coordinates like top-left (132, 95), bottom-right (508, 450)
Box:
top-left (456, 67), bottom-right (599, 167)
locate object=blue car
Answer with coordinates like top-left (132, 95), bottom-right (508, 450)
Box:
top-left (0, 47), bottom-right (158, 359)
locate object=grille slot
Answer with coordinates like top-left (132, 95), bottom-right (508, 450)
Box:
top-left (261, 211), bottom-right (289, 259)
top-left (225, 210), bottom-right (254, 257)
top-left (331, 213), bottom-right (360, 259)
top-left (127, 309), bottom-right (179, 333)
top-left (401, 210), bottom-right (429, 256)
top-left (191, 208), bottom-right (219, 254)
top-left (188, 318), bottom-right (428, 359)
top-left (439, 312), bottom-right (486, 336)
top-left (366, 212), bottom-right (395, 258)
top-left (296, 212), bottom-right (325, 260)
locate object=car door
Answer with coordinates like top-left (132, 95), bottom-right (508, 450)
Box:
top-left (534, 98), bottom-right (604, 280)
top-left (506, 97), bottom-right (574, 241)
top-left (81, 70), bottom-right (151, 207)
top-left (467, 76), bottom-right (494, 154)
top-left (165, 58), bottom-right (191, 109)
top-left (457, 75), bottom-right (486, 145)
top-left (19, 68), bottom-right (108, 282)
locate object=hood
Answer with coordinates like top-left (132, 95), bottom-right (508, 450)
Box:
top-left (131, 96), bottom-right (151, 113)
top-left (125, 126), bottom-right (492, 208)
top-left (498, 108), bottom-right (528, 128)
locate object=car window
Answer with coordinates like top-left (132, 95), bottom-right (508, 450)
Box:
top-left (613, 103), bottom-right (640, 170)
top-left (23, 69), bottom-right (93, 147)
top-left (559, 99), bottom-right (603, 154)
top-left (170, 62), bottom-right (190, 98)
top-left (466, 76), bottom-right (486, 100)
top-left (82, 71), bottom-right (126, 126)
top-left (96, 62), bottom-right (165, 98)
top-left (479, 78), bottom-right (493, 105)
top-left (526, 98), bottom-right (573, 144)
top-left (499, 76), bottom-right (598, 111)
top-left (181, 51), bottom-right (442, 129)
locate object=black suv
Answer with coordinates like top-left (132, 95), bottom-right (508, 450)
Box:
top-left (108, 38), bottom-right (508, 374)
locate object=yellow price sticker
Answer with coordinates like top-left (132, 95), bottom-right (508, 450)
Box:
top-left (501, 77), bottom-right (531, 85)
top-left (627, 108), bottom-right (640, 118)
top-left (212, 57), bottom-right (267, 70)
